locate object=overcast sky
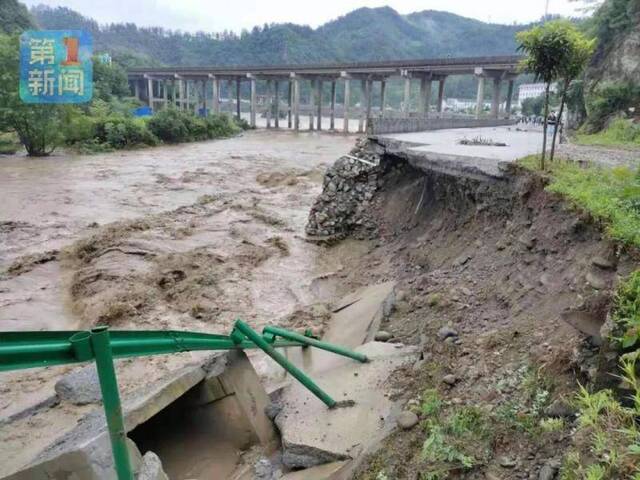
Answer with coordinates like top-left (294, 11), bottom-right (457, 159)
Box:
top-left (22, 0), bottom-right (587, 33)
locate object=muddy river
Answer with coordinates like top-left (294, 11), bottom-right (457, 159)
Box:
top-left (0, 130), bottom-right (362, 475)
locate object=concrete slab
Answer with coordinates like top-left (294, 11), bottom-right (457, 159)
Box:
top-left (275, 342), bottom-right (419, 469)
top-left (374, 126), bottom-right (542, 180)
top-left (280, 461), bottom-right (349, 479)
top-left (258, 282), bottom-right (396, 385)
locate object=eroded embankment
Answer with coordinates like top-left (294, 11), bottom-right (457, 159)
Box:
top-left (306, 139), bottom-right (639, 479)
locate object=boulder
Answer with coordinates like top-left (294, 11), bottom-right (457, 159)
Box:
top-left (397, 411), bottom-right (419, 430)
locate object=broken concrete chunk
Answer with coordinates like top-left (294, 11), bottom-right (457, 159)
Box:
top-left (275, 342), bottom-right (418, 469)
top-left (137, 451), bottom-right (168, 480)
top-left (55, 364), bottom-right (102, 405)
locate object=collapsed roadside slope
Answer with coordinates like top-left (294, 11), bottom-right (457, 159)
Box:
top-left (306, 139), bottom-right (639, 479)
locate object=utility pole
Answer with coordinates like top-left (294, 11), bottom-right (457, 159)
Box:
top-left (545, 0), bottom-right (550, 18)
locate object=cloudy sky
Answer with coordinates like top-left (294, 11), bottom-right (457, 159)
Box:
top-left (22, 0), bottom-right (587, 33)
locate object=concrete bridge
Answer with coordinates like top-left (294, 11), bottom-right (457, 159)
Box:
top-left (127, 55), bottom-right (523, 133)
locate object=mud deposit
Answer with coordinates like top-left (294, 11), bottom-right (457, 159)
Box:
top-left (0, 131), bottom-right (361, 476)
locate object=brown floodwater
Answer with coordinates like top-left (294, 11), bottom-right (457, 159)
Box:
top-left (0, 130), bottom-right (360, 476)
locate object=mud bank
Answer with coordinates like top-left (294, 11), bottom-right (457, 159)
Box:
top-left (305, 139), bottom-right (639, 479)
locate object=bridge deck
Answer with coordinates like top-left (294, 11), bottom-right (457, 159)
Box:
top-left (128, 55), bottom-right (523, 79)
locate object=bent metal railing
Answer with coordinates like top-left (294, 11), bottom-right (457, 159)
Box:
top-left (0, 320), bottom-right (368, 480)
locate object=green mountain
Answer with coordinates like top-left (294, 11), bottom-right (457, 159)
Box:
top-left (1, 0), bottom-right (35, 35)
top-left (29, 4), bottom-right (532, 67)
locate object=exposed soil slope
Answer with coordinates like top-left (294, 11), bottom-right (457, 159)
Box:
top-left (307, 144), bottom-right (639, 478)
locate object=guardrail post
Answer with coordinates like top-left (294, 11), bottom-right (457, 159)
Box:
top-left (90, 326), bottom-right (133, 480)
top-left (232, 320), bottom-right (337, 408)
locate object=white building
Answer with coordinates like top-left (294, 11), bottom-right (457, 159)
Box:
top-left (518, 83), bottom-right (557, 107)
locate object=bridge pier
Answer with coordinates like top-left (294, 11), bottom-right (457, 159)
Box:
top-left (330, 80), bottom-right (336, 130)
top-left (293, 76), bottom-right (300, 131)
top-left (364, 78), bottom-right (372, 131)
top-left (402, 74), bottom-right (411, 118)
top-left (380, 79), bottom-right (386, 117)
top-left (491, 77), bottom-right (501, 119)
top-left (210, 75), bottom-right (220, 114)
top-left (419, 76), bottom-right (432, 116)
top-left (146, 76), bottom-right (153, 108)
top-left (358, 79), bottom-right (366, 133)
top-left (316, 79), bottom-right (323, 131)
top-left (437, 76), bottom-right (446, 114)
top-left (505, 79), bottom-right (514, 118)
top-left (287, 80), bottom-right (293, 129)
top-left (343, 77), bottom-right (350, 134)
top-left (266, 79), bottom-right (273, 129)
top-left (249, 75), bottom-right (256, 127)
top-left (475, 73), bottom-right (485, 119)
top-left (274, 80), bottom-right (280, 128)
top-left (308, 79), bottom-right (315, 131)
top-left (236, 78), bottom-right (242, 120)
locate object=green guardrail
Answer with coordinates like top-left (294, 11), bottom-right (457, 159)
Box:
top-left (0, 320), bottom-right (367, 480)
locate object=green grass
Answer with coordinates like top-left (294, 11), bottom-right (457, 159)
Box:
top-left (519, 156), bottom-right (640, 249)
top-left (417, 390), bottom-right (494, 478)
top-left (559, 369), bottom-right (640, 479)
top-left (575, 119), bottom-right (640, 149)
top-left (614, 271), bottom-right (640, 349)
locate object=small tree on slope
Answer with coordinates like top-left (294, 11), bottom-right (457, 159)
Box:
top-left (550, 27), bottom-right (596, 162)
top-left (517, 21), bottom-right (578, 169)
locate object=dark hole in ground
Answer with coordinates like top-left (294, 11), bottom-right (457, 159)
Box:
top-left (129, 380), bottom-right (257, 480)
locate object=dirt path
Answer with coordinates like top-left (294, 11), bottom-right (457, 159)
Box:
top-left (0, 130), bottom-right (360, 475)
top-left (557, 141), bottom-right (640, 167)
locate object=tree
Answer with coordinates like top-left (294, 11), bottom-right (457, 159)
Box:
top-left (521, 96), bottom-right (546, 116)
top-left (517, 21), bottom-right (579, 169)
top-left (0, 34), bottom-right (71, 156)
top-left (549, 28), bottom-right (596, 161)
top-left (93, 58), bottom-right (131, 101)
top-left (0, 0), bottom-right (35, 35)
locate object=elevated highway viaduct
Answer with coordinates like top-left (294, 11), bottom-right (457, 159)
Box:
top-left (127, 55), bottom-right (523, 133)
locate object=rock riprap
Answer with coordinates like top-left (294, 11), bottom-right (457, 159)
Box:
top-left (306, 138), bottom-right (382, 239)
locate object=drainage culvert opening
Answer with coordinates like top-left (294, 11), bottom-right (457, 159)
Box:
top-left (129, 352), bottom-right (279, 479)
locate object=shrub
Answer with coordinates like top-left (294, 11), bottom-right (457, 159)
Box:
top-left (148, 109), bottom-right (241, 144)
top-left (585, 81), bottom-right (640, 132)
top-left (147, 108), bottom-right (191, 143)
top-left (94, 115), bottom-right (159, 148)
top-left (205, 113), bottom-right (241, 137)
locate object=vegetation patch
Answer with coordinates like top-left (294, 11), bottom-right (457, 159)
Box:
top-left (575, 118), bottom-right (640, 148)
top-left (519, 157), bottom-right (640, 249)
top-left (560, 354), bottom-right (640, 479)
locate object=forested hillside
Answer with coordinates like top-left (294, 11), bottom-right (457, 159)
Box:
top-left (1, 0), bottom-right (34, 34)
top-left (29, 5), bottom-right (530, 67)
